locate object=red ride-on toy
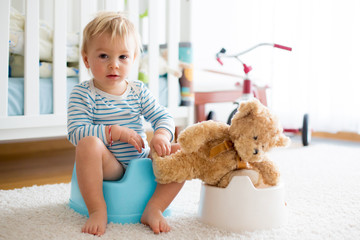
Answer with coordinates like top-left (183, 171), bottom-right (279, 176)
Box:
top-left (212, 43), bottom-right (311, 146)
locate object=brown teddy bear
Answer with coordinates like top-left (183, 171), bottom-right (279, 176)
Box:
top-left (152, 99), bottom-right (290, 188)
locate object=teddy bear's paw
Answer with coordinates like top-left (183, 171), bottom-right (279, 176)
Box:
top-left (250, 160), bottom-right (280, 187)
top-left (151, 152), bottom-right (168, 183)
top-left (151, 151), bottom-right (162, 161)
top-left (151, 150), bottom-right (193, 184)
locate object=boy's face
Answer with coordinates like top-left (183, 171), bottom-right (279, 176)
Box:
top-left (82, 33), bottom-right (136, 92)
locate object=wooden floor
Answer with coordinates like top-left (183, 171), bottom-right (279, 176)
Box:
top-left (0, 131), bottom-right (359, 191)
top-left (0, 139), bottom-right (75, 190)
top-left (0, 133), bottom-right (155, 191)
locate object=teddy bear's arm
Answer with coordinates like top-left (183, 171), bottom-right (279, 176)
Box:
top-left (250, 157), bottom-right (280, 186)
top-left (177, 120), bottom-right (229, 153)
top-left (152, 150), bottom-right (198, 184)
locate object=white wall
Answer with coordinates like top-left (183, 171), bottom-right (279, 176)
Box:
top-left (191, 0), bottom-right (360, 133)
top-left (191, 0), bottom-right (274, 122)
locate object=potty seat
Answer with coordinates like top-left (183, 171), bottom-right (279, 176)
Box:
top-left (69, 158), bottom-right (170, 224)
top-left (198, 176), bottom-right (287, 232)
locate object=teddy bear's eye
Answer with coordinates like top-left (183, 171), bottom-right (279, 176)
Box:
top-left (253, 136), bottom-right (258, 140)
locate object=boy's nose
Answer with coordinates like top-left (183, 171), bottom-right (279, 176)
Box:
top-left (109, 59), bottom-right (120, 69)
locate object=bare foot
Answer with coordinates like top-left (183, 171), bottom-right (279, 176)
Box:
top-left (81, 210), bottom-right (107, 236)
top-left (141, 202), bottom-right (170, 234)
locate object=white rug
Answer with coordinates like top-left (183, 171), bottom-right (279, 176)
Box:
top-left (1, 138), bottom-right (360, 240)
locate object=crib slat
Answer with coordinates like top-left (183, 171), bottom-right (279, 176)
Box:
top-left (53, 0), bottom-right (67, 115)
top-left (166, 0), bottom-right (180, 109)
top-left (148, 0), bottom-right (160, 100)
top-left (0, 0), bottom-right (10, 117)
top-left (24, 0), bottom-right (40, 116)
top-left (127, 0), bottom-right (140, 81)
top-left (103, 0), bottom-right (125, 11)
top-left (79, 0), bottom-right (97, 82)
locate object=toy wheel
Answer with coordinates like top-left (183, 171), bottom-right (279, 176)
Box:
top-left (301, 114), bottom-right (311, 146)
top-left (227, 108), bottom-right (238, 125)
top-left (207, 111), bottom-right (216, 120)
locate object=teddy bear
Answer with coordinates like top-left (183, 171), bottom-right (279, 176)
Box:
top-left (152, 98), bottom-right (290, 188)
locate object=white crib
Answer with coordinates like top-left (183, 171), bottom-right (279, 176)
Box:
top-left (0, 0), bottom-right (193, 142)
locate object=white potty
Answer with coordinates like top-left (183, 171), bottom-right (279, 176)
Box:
top-left (198, 176), bottom-right (287, 232)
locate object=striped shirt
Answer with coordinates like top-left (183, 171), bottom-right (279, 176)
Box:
top-left (67, 79), bottom-right (175, 167)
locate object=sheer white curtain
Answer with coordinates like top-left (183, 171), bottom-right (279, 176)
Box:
top-left (269, 0), bottom-right (360, 133)
top-left (193, 0), bottom-right (360, 133)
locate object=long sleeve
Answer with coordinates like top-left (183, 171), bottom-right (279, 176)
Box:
top-left (67, 83), bottom-right (107, 146)
top-left (137, 82), bottom-right (175, 141)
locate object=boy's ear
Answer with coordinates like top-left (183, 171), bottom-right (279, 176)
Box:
top-left (133, 48), bottom-right (140, 63)
top-left (82, 52), bottom-right (90, 68)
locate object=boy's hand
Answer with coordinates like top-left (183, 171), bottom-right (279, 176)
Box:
top-left (108, 125), bottom-right (145, 153)
top-left (150, 129), bottom-right (172, 157)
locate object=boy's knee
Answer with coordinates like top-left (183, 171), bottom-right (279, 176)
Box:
top-left (76, 136), bottom-right (105, 156)
top-left (78, 136), bottom-right (102, 147)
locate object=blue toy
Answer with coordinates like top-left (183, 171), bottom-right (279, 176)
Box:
top-left (69, 158), bottom-right (170, 224)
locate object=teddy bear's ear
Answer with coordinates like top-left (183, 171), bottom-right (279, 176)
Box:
top-left (235, 99), bottom-right (262, 119)
top-left (276, 134), bottom-right (291, 147)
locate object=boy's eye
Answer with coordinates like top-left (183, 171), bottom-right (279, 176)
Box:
top-left (119, 55), bottom-right (128, 60)
top-left (99, 54), bottom-right (108, 59)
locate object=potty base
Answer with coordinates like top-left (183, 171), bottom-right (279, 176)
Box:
top-left (69, 158), bottom-right (170, 224)
top-left (198, 176), bottom-right (287, 232)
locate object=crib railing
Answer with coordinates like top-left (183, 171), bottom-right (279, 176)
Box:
top-left (0, 0), bottom-right (68, 141)
top-left (0, 0), bottom-right (10, 118)
top-left (0, 0), bottom-right (193, 142)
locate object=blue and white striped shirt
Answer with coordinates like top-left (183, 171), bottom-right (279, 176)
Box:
top-left (67, 79), bottom-right (175, 167)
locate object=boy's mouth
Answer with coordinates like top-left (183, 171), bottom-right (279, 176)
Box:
top-left (107, 74), bottom-right (119, 78)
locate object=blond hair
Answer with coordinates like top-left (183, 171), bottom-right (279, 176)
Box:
top-left (81, 11), bottom-right (142, 58)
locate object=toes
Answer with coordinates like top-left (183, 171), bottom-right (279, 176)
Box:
top-left (159, 220), bottom-right (170, 233)
top-left (141, 205), bottom-right (171, 234)
top-left (81, 224), bottom-right (91, 234)
top-left (160, 221), bottom-right (166, 232)
top-left (92, 225), bottom-right (106, 236)
top-left (81, 223), bottom-right (105, 236)
top-left (152, 223), bottom-right (160, 234)
top-left (97, 226), bottom-right (106, 236)
top-left (96, 229), bottom-right (105, 236)
top-left (90, 225), bottom-right (98, 235)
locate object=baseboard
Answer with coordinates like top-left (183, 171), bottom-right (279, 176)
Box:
top-left (312, 131), bottom-right (360, 142)
top-left (0, 132), bottom-right (157, 158)
top-left (1, 131), bottom-right (357, 158)
top-left (0, 137), bottom-right (75, 157)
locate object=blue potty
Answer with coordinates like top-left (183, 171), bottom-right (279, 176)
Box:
top-left (69, 158), bottom-right (170, 224)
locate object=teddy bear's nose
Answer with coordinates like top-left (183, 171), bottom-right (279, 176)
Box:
top-left (253, 149), bottom-right (259, 155)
